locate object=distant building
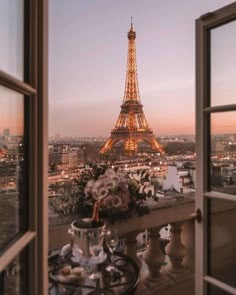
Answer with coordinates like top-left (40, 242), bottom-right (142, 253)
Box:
top-left (49, 144), bottom-right (83, 169)
top-left (55, 133), bottom-right (61, 140)
top-left (213, 141), bottom-right (225, 153)
top-left (211, 164), bottom-right (236, 187)
top-left (163, 164), bottom-right (195, 193)
top-left (69, 148), bottom-right (83, 167)
top-left (3, 129), bottom-right (10, 137)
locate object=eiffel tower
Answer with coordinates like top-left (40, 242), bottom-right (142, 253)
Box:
top-left (100, 19), bottom-right (162, 154)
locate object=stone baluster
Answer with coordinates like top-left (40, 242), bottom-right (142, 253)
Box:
top-left (165, 222), bottom-right (191, 280)
top-left (124, 231), bottom-right (142, 268)
top-left (142, 227), bottom-right (171, 290)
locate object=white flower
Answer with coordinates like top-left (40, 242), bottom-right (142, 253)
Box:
top-left (111, 195), bottom-right (122, 208)
top-left (104, 178), bottom-right (116, 190)
top-left (91, 178), bottom-right (109, 201)
top-left (104, 168), bottom-right (117, 177)
top-left (105, 169), bottom-right (121, 183)
top-left (97, 187), bottom-right (109, 200)
top-left (101, 194), bottom-right (122, 209)
top-left (85, 180), bottom-right (95, 195)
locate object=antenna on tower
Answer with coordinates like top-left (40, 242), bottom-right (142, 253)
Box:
top-left (131, 16), bottom-right (133, 29)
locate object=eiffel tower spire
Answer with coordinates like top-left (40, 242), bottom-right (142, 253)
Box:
top-left (123, 17), bottom-right (140, 103)
top-left (100, 20), bottom-right (162, 154)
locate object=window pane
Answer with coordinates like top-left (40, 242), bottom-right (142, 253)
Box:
top-left (210, 112), bottom-right (236, 195)
top-left (207, 283), bottom-right (232, 295)
top-left (0, 248), bottom-right (28, 295)
top-left (0, 0), bottom-right (24, 80)
top-left (0, 86), bottom-right (27, 250)
top-left (211, 20), bottom-right (236, 106)
top-left (207, 198), bottom-right (236, 288)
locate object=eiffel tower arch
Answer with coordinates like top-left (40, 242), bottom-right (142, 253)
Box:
top-left (100, 19), bottom-right (162, 155)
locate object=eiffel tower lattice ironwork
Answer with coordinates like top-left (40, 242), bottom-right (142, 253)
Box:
top-left (100, 19), bottom-right (162, 154)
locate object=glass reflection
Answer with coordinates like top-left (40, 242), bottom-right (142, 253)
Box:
top-left (210, 112), bottom-right (236, 195)
top-left (0, 86), bottom-right (27, 250)
top-left (208, 198), bottom-right (236, 288)
top-left (0, 249), bottom-right (28, 295)
top-left (0, 0), bottom-right (24, 79)
top-left (211, 20), bottom-right (236, 106)
top-left (208, 283), bottom-right (232, 295)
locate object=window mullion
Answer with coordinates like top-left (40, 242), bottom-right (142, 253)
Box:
top-left (0, 70), bottom-right (36, 96)
top-left (204, 276), bottom-right (236, 295)
top-left (36, 0), bottom-right (49, 295)
top-left (204, 104), bottom-right (236, 113)
top-left (204, 191), bottom-right (236, 202)
top-left (0, 231), bottom-right (36, 272)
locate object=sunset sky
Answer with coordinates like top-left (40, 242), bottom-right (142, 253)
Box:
top-left (0, 1), bottom-right (235, 136)
top-left (0, 86), bottom-right (24, 136)
top-left (48, 0), bottom-right (235, 137)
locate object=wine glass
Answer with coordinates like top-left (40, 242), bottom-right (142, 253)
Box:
top-left (88, 231), bottom-right (104, 280)
top-left (105, 229), bottom-right (119, 273)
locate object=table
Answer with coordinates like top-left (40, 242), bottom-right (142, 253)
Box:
top-left (48, 250), bottom-right (139, 295)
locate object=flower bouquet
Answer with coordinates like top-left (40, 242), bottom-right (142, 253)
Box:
top-left (49, 164), bottom-right (150, 224)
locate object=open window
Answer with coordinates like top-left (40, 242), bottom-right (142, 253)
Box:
top-left (196, 2), bottom-right (236, 295)
top-left (0, 1), bottom-right (48, 294)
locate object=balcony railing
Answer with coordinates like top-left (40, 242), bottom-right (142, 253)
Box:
top-left (49, 193), bottom-right (195, 295)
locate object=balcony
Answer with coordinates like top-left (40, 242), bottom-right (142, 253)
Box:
top-left (49, 193), bottom-right (195, 295)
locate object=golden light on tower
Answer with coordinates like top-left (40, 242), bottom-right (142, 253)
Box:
top-left (100, 18), bottom-right (162, 154)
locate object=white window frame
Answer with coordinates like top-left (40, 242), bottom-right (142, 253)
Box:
top-left (196, 2), bottom-right (236, 295)
top-left (0, 1), bottom-right (48, 294)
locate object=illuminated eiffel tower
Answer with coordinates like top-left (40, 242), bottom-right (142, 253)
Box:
top-left (100, 18), bottom-right (162, 154)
